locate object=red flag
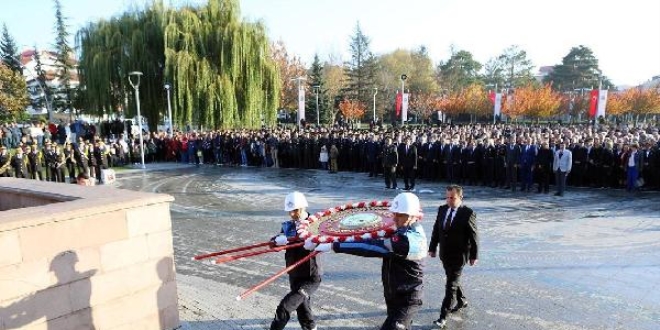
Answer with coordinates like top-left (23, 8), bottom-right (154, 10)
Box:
top-left (488, 91), bottom-right (496, 104)
top-left (589, 90), bottom-right (598, 118)
top-left (395, 92), bottom-right (402, 116)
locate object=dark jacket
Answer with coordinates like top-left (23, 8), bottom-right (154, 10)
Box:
top-left (382, 144), bottom-right (398, 168)
top-left (429, 204), bottom-right (479, 266)
top-left (333, 223), bottom-right (426, 299)
top-left (278, 219), bottom-right (322, 280)
top-left (398, 144), bottom-right (418, 168)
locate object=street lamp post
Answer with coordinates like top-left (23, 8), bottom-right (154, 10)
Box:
top-left (128, 71), bottom-right (145, 169)
top-left (312, 85), bottom-right (320, 126)
top-left (372, 87), bottom-right (378, 124)
top-left (401, 74), bottom-right (407, 126)
top-left (164, 83), bottom-right (173, 137)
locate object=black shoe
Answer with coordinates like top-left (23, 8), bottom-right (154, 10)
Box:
top-left (451, 301), bottom-right (468, 313)
top-left (554, 192), bottom-right (561, 196)
top-left (433, 318), bottom-right (447, 328)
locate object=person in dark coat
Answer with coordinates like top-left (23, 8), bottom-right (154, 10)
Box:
top-left (428, 185), bottom-right (479, 329)
top-left (535, 141), bottom-right (554, 193)
top-left (270, 192), bottom-right (322, 330)
top-left (399, 136), bottom-right (418, 191)
top-left (383, 137), bottom-right (399, 189)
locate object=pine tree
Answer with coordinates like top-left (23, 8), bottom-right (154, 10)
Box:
top-left (306, 54), bottom-right (330, 126)
top-left (52, 0), bottom-right (75, 113)
top-left (31, 46), bottom-right (51, 111)
top-left (0, 24), bottom-right (21, 74)
top-left (344, 22), bottom-right (377, 117)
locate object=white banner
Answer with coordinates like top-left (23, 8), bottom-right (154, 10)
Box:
top-left (402, 93), bottom-right (409, 122)
top-left (596, 90), bottom-right (607, 118)
top-left (298, 87), bottom-right (305, 124)
top-left (494, 93), bottom-right (502, 117)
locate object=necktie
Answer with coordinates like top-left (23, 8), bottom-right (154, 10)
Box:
top-left (444, 208), bottom-right (454, 230)
top-left (559, 152), bottom-right (563, 159)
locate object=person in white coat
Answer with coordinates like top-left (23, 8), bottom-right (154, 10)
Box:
top-left (552, 142), bottom-right (572, 196)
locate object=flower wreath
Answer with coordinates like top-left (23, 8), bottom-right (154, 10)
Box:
top-left (297, 200), bottom-right (397, 243)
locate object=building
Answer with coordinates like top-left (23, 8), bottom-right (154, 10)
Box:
top-left (19, 48), bottom-right (79, 116)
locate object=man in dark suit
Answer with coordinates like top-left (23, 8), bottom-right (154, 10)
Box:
top-left (428, 185), bottom-right (479, 328)
top-left (505, 137), bottom-right (521, 191)
top-left (399, 136), bottom-right (417, 191)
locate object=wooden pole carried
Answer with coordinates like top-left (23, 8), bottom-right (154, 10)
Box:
top-left (192, 241), bottom-right (273, 261)
top-left (236, 251), bottom-right (320, 301)
top-left (214, 242), bottom-right (305, 264)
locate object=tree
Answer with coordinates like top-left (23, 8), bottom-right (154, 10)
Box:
top-left (544, 45), bottom-right (615, 92)
top-left (0, 24), bottom-right (21, 74)
top-left (626, 87), bottom-right (660, 116)
top-left (487, 45), bottom-right (536, 88)
top-left (379, 47), bottom-right (439, 123)
top-left (436, 48), bottom-right (483, 93)
top-left (339, 98), bottom-right (366, 122)
top-left (605, 91), bottom-right (628, 116)
top-left (52, 0), bottom-right (75, 113)
top-left (0, 64), bottom-right (29, 119)
top-left (506, 84), bottom-right (562, 120)
top-left (77, 0), bottom-right (280, 129)
top-left (272, 39), bottom-right (306, 114)
top-left (323, 62), bottom-right (345, 124)
top-left (306, 54), bottom-right (330, 126)
top-left (31, 46), bottom-right (51, 111)
top-left (462, 84), bottom-right (492, 119)
top-left (344, 22), bottom-right (378, 111)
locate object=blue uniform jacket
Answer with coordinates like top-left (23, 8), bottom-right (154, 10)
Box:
top-left (332, 222), bottom-right (426, 299)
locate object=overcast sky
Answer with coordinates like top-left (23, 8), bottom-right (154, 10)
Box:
top-left (2, 0), bottom-right (659, 86)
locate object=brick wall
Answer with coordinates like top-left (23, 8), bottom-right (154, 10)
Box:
top-left (0, 178), bottom-right (179, 330)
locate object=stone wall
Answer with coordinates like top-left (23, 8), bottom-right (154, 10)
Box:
top-left (0, 178), bottom-right (179, 330)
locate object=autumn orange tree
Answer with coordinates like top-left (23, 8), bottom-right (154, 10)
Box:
top-left (410, 91), bottom-right (438, 120)
top-left (339, 98), bottom-right (366, 121)
top-left (605, 92), bottom-right (628, 116)
top-left (441, 91), bottom-right (467, 117)
top-left (271, 40), bottom-right (307, 112)
top-left (462, 84), bottom-right (491, 119)
top-left (505, 84), bottom-right (562, 120)
top-left (626, 87), bottom-right (660, 116)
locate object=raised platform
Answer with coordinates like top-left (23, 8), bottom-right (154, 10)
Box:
top-left (0, 178), bottom-right (179, 330)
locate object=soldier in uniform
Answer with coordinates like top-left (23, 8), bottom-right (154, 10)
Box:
top-left (383, 137), bottom-right (399, 189)
top-left (482, 139), bottom-right (496, 187)
top-left (0, 146), bottom-right (12, 177)
top-left (64, 143), bottom-right (77, 183)
top-left (11, 147), bottom-right (28, 178)
top-left (52, 146), bottom-right (66, 182)
top-left (26, 144), bottom-right (45, 180)
top-left (45, 143), bottom-right (58, 182)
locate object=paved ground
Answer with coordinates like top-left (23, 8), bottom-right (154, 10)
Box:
top-left (115, 164), bottom-right (660, 330)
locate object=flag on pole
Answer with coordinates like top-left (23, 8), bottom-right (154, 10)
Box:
top-left (589, 90), bottom-right (598, 118)
top-left (402, 93), bottom-right (409, 122)
top-left (596, 90), bottom-right (608, 118)
top-left (488, 91), bottom-right (495, 103)
top-left (395, 92), bottom-right (402, 116)
top-left (298, 86), bottom-right (305, 123)
top-left (494, 93), bottom-right (503, 117)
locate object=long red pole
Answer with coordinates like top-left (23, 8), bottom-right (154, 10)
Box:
top-left (214, 242), bottom-right (305, 264)
top-left (236, 251), bottom-right (320, 301)
top-left (192, 241), bottom-right (273, 261)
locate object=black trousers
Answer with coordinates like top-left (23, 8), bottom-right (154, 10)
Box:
top-left (440, 263), bottom-right (466, 320)
top-left (381, 294), bottom-right (422, 330)
top-left (385, 166), bottom-right (397, 189)
top-left (270, 277), bottom-right (320, 330)
top-left (403, 166), bottom-right (416, 189)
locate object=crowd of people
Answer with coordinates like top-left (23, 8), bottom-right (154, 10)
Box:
top-left (1, 119), bottom-right (658, 193)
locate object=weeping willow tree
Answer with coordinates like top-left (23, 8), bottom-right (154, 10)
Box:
top-left (76, 0), bottom-right (279, 129)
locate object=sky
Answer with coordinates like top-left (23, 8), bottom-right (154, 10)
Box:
top-left (1, 0), bottom-right (659, 87)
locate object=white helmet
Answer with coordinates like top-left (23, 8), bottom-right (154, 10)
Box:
top-left (284, 191), bottom-right (308, 211)
top-left (389, 192), bottom-right (421, 216)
